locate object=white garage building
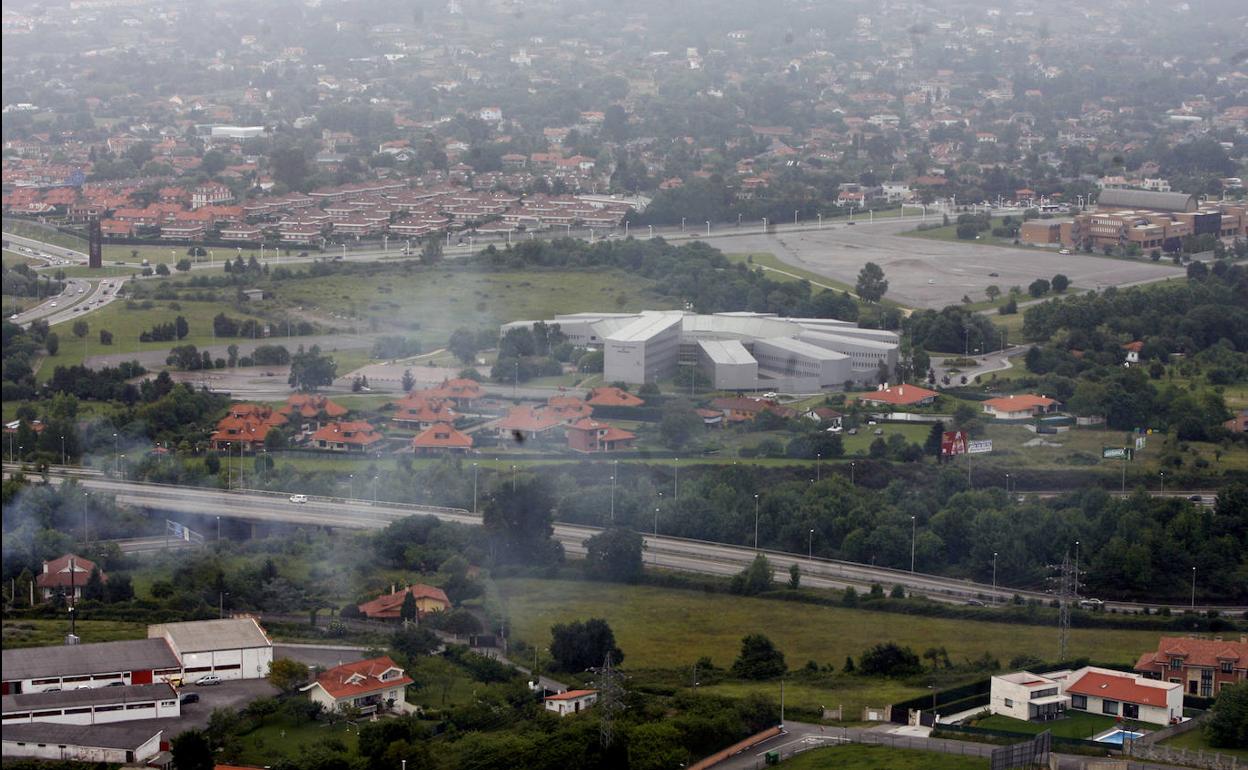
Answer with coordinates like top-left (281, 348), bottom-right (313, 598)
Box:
top-left (2, 723), bottom-right (163, 764)
top-left (148, 617), bottom-right (273, 682)
top-left (504, 310), bottom-right (899, 391)
top-left (2, 683), bottom-right (179, 726)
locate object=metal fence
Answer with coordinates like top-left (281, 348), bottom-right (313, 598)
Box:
top-left (734, 728), bottom-right (992, 769)
top-left (991, 730), bottom-right (1050, 770)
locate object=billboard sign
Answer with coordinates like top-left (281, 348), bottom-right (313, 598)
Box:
top-left (941, 430), bottom-right (968, 457)
top-left (1102, 447), bottom-right (1134, 460)
top-left (967, 439), bottom-right (993, 454)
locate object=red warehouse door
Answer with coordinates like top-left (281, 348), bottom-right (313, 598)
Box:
top-left (131, 669), bottom-right (153, 685)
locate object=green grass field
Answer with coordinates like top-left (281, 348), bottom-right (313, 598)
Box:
top-left (1159, 727), bottom-right (1248, 759)
top-left (271, 266), bottom-right (676, 351)
top-left (234, 713), bottom-right (360, 765)
top-left (974, 713), bottom-right (1145, 740)
top-left (41, 298), bottom-right (282, 380)
top-left (497, 579), bottom-right (1164, 692)
top-left (781, 744), bottom-right (987, 770)
top-left (2, 619), bottom-right (146, 648)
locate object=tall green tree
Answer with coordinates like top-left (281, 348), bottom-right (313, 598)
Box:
top-left (482, 474), bottom-right (560, 563)
top-left (583, 527), bottom-right (643, 583)
top-left (855, 262), bottom-right (889, 302)
top-left (731, 633), bottom-right (787, 679)
top-left (288, 346), bottom-right (337, 391)
top-left (549, 618), bottom-right (624, 672)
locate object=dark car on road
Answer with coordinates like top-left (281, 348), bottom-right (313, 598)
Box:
top-left (179, 692), bottom-right (199, 705)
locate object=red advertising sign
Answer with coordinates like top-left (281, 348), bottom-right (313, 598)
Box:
top-left (941, 430), bottom-right (968, 457)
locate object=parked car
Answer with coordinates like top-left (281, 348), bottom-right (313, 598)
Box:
top-left (195, 675), bottom-right (223, 686)
top-left (106, 681), bottom-right (125, 686)
top-left (1058, 249), bottom-right (1072, 255)
top-left (289, 494), bottom-right (308, 504)
top-left (1077, 598), bottom-right (1104, 609)
top-left (180, 692), bottom-right (200, 704)
top-left (966, 599), bottom-right (986, 606)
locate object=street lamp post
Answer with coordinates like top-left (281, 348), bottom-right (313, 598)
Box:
top-left (610, 459), bottom-right (617, 523)
top-left (816, 453), bottom-right (821, 482)
top-left (472, 463), bottom-right (479, 513)
top-left (910, 516), bottom-right (917, 573)
top-left (992, 552), bottom-right (998, 597)
top-left (1190, 567), bottom-right (1196, 610)
top-left (705, 220), bottom-right (710, 237)
top-left (217, 516), bottom-right (221, 543)
top-left (673, 457), bottom-right (679, 499)
top-left (754, 494), bottom-right (761, 550)
top-left (1159, 471), bottom-right (1165, 494)
top-left (808, 529), bottom-right (814, 561)
top-left (372, 475), bottom-right (379, 503)
top-left (850, 461), bottom-right (856, 486)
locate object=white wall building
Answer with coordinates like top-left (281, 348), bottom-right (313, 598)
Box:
top-left (1064, 667), bottom-right (1182, 726)
top-left (988, 667), bottom-right (1182, 727)
top-left (506, 310), bottom-right (899, 392)
top-left (303, 656), bottom-right (412, 716)
top-left (696, 339), bottom-right (758, 390)
top-left (148, 617), bottom-right (273, 682)
top-left (2, 723), bottom-right (163, 764)
top-left (2, 683), bottom-right (179, 726)
top-left (544, 689), bottom-right (598, 716)
top-left (989, 671), bottom-right (1069, 721)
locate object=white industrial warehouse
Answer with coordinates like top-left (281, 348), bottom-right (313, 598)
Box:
top-left (502, 311), bottom-right (899, 392)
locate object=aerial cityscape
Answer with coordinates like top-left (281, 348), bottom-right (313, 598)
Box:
top-left (1, 0), bottom-right (1246, 768)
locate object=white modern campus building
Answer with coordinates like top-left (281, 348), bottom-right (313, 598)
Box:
top-left (501, 311), bottom-right (899, 392)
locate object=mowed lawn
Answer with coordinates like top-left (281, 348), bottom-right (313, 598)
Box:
top-left (272, 267), bottom-right (676, 349)
top-left (974, 713), bottom-right (1146, 740)
top-left (1160, 727), bottom-right (1248, 760)
top-left (233, 713), bottom-right (359, 765)
top-left (497, 579), bottom-right (1163, 673)
top-left (782, 744), bottom-right (988, 770)
top-left (42, 298), bottom-right (276, 379)
top-left (2, 619), bottom-right (146, 648)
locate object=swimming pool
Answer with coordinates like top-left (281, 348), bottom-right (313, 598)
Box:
top-left (1095, 729), bottom-right (1144, 745)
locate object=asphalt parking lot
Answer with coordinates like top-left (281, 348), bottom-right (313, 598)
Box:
top-left (702, 220), bottom-right (1184, 308)
top-left (125, 678), bottom-right (279, 734)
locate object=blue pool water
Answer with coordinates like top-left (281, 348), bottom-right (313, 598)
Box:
top-left (1097, 729), bottom-right (1144, 745)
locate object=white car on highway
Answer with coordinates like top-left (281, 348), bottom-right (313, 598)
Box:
top-left (289, 494), bottom-right (308, 504)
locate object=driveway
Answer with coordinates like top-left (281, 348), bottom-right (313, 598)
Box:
top-left (124, 678), bottom-right (278, 734)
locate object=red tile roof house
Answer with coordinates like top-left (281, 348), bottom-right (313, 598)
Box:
top-left (566, 418), bottom-right (636, 453)
top-left (585, 386), bottom-right (645, 408)
top-left (1061, 666), bottom-right (1182, 726)
top-left (423, 378), bottom-right (484, 409)
top-left (856, 384), bottom-right (940, 408)
top-left (981, 394), bottom-right (1060, 420)
top-left (709, 397), bottom-right (797, 423)
top-left (390, 395), bottom-right (459, 430)
top-left (310, 421), bottom-right (383, 453)
top-left (301, 656), bottom-right (413, 716)
top-left (208, 404), bottom-right (288, 452)
top-left (278, 394), bottom-right (349, 433)
top-left (1134, 636), bottom-right (1248, 698)
top-left (357, 585), bottom-right (452, 620)
top-left (411, 423), bottom-right (473, 454)
top-left (36, 554), bottom-right (103, 603)
top-left (544, 689), bottom-right (598, 716)
top-left (495, 406), bottom-right (565, 443)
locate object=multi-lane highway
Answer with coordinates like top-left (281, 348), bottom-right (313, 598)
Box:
top-left (13, 467), bottom-right (1241, 615)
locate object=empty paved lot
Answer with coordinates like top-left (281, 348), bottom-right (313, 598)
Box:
top-left (703, 220), bottom-right (1185, 309)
